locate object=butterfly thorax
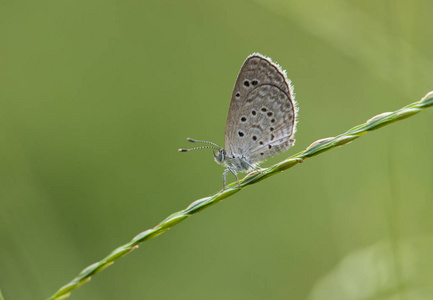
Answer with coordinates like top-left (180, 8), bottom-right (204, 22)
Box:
top-left (214, 149), bottom-right (256, 172)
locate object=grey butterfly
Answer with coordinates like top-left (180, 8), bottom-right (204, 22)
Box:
top-left (179, 53), bottom-right (298, 190)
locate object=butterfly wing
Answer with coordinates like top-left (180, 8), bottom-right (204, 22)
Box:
top-left (224, 53), bottom-right (297, 163)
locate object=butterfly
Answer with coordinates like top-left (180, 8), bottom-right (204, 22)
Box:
top-left (179, 53), bottom-right (298, 190)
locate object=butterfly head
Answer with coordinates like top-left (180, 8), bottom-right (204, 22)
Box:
top-left (213, 148), bottom-right (227, 165)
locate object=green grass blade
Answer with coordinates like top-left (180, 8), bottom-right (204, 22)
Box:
top-left (49, 91), bottom-right (433, 300)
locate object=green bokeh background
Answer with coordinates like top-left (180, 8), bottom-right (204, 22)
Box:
top-left (1, 1), bottom-right (433, 299)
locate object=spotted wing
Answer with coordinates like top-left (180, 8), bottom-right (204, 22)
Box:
top-left (224, 53), bottom-right (297, 163)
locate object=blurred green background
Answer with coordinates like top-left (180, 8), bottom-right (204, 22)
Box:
top-left (1, 0), bottom-right (433, 299)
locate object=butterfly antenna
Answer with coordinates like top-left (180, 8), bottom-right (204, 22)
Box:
top-left (186, 138), bottom-right (220, 148)
top-left (178, 138), bottom-right (221, 152)
top-left (178, 146), bottom-right (219, 152)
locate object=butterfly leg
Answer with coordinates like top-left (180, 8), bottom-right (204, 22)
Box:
top-left (222, 169), bottom-right (230, 191)
top-left (222, 168), bottom-right (240, 191)
top-left (245, 161), bottom-right (263, 174)
top-left (229, 168), bottom-right (241, 189)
